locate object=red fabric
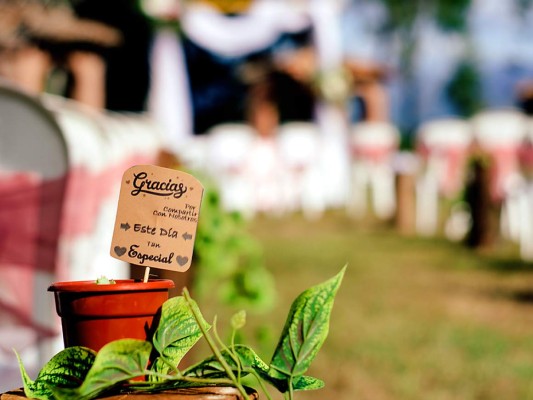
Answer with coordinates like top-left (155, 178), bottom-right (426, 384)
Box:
top-left (485, 145), bottom-right (521, 202)
top-left (0, 152), bottom-right (158, 337)
top-left (0, 273), bottom-right (57, 338)
top-left (0, 173), bottom-right (40, 267)
top-left (0, 173), bottom-right (65, 272)
top-left (55, 153), bottom-right (157, 278)
top-left (417, 143), bottom-right (471, 198)
top-left (440, 147), bottom-right (470, 197)
top-left (518, 142), bottom-right (533, 171)
top-left (351, 144), bottom-right (395, 162)
top-left (416, 142), bottom-right (430, 159)
top-left (60, 154), bottom-right (157, 237)
top-left (0, 173), bottom-right (65, 336)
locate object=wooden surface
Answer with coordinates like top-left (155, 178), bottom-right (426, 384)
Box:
top-left (1, 390), bottom-right (26, 400)
top-left (1, 387), bottom-right (259, 399)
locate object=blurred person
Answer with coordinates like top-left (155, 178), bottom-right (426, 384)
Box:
top-left (0, 0), bottom-right (121, 109)
top-left (272, 46), bottom-right (316, 124)
top-left (182, 35), bottom-right (249, 134)
top-left (246, 75), bottom-right (279, 138)
top-left (71, 0), bottom-right (151, 112)
top-left (242, 50), bottom-right (316, 138)
top-left (345, 58), bottom-right (390, 122)
top-left (174, 0), bottom-right (311, 134)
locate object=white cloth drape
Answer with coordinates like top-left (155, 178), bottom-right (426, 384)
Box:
top-left (147, 28), bottom-right (193, 153)
top-left (181, 1), bottom-right (310, 57)
top-left (309, 0), bottom-right (351, 208)
top-left (148, 2), bottom-right (311, 149)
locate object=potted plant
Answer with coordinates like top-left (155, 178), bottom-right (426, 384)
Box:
top-left (16, 266), bottom-right (346, 400)
top-left (48, 277), bottom-right (175, 351)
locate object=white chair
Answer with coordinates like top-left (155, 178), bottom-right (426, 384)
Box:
top-left (522, 120), bottom-right (533, 259)
top-left (417, 118), bottom-right (473, 197)
top-left (244, 136), bottom-right (287, 216)
top-left (471, 108), bottom-right (528, 201)
top-left (348, 121), bottom-right (400, 220)
top-left (277, 122), bottom-right (324, 219)
top-left (517, 184), bottom-right (533, 261)
top-left (415, 118), bottom-right (473, 237)
top-left (175, 135), bottom-right (210, 173)
top-left (206, 123), bottom-right (257, 217)
top-left (471, 109), bottom-right (529, 252)
top-left (501, 117), bottom-right (533, 261)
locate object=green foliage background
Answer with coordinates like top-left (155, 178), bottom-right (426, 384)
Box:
top-left (192, 174), bottom-right (276, 313)
top-left (368, 0), bottom-right (484, 125)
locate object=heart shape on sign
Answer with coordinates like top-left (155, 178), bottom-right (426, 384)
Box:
top-left (114, 246), bottom-right (127, 257)
top-left (176, 255), bottom-right (189, 266)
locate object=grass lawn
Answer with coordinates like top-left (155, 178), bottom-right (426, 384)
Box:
top-left (199, 211), bottom-right (533, 400)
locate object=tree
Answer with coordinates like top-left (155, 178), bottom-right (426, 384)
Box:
top-left (367, 0), bottom-right (478, 131)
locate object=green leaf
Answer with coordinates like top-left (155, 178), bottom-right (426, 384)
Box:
top-left (230, 310), bottom-right (246, 331)
top-left (16, 347), bottom-right (96, 400)
top-left (177, 343), bottom-right (323, 394)
top-left (268, 266), bottom-right (346, 383)
top-left (16, 352), bottom-right (36, 398)
top-left (293, 375), bottom-right (325, 391)
top-left (151, 296), bottom-right (210, 376)
top-left (183, 345), bottom-right (268, 380)
top-left (233, 345), bottom-right (270, 374)
top-left (62, 339), bottom-right (152, 400)
top-left (182, 355), bottom-right (226, 380)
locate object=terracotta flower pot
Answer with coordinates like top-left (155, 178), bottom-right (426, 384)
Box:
top-left (48, 279), bottom-right (175, 351)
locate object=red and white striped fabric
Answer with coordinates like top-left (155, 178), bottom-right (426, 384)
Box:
top-left (0, 87), bottom-right (164, 371)
top-left (42, 95), bottom-right (163, 282)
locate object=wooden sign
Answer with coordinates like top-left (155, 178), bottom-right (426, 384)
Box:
top-left (110, 165), bottom-right (204, 272)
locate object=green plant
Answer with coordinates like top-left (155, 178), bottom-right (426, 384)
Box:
top-left (193, 177), bottom-right (276, 312)
top-left (369, 0), bottom-right (474, 132)
top-left (17, 266), bottom-right (346, 400)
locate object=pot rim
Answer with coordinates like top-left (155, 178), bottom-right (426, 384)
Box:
top-left (48, 279), bottom-right (175, 293)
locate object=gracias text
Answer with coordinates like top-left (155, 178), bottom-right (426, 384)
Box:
top-left (130, 171), bottom-right (187, 199)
